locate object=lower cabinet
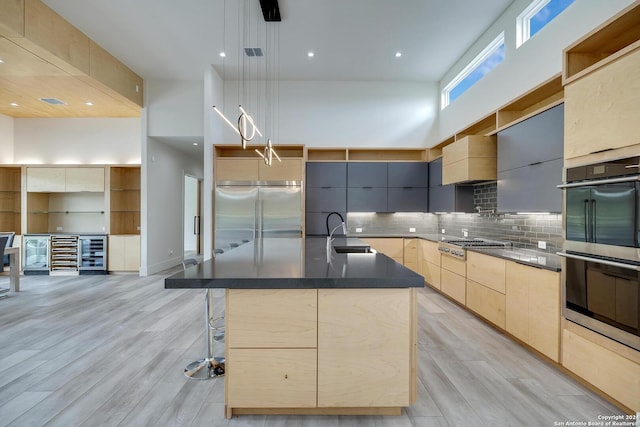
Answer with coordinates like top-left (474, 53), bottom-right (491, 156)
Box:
top-left (108, 235), bottom-right (140, 272)
top-left (403, 239), bottom-right (419, 273)
top-left (227, 348), bottom-right (317, 408)
top-left (505, 261), bottom-right (560, 361)
top-left (419, 240), bottom-right (441, 289)
top-left (466, 279), bottom-right (506, 329)
top-left (440, 257), bottom-right (466, 305)
top-left (360, 238), bottom-right (404, 264)
top-left (226, 288), bottom-right (416, 413)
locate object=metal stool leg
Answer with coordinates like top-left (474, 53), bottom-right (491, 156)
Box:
top-left (184, 289), bottom-right (225, 380)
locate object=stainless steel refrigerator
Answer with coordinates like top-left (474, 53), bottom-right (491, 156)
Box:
top-left (214, 181), bottom-right (303, 253)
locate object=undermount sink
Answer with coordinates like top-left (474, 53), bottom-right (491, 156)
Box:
top-left (332, 245), bottom-right (375, 254)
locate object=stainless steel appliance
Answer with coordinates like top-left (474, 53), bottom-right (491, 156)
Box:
top-left (558, 156), bottom-right (640, 350)
top-left (437, 239), bottom-right (510, 261)
top-left (214, 180), bottom-right (302, 253)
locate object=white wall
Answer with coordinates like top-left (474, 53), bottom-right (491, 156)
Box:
top-left (434, 0), bottom-right (635, 144)
top-left (143, 137), bottom-right (204, 275)
top-left (13, 118), bottom-right (141, 164)
top-left (0, 114), bottom-right (14, 163)
top-left (221, 80), bottom-right (438, 148)
top-left (146, 80), bottom-right (204, 138)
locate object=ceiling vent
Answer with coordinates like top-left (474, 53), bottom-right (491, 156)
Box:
top-left (244, 47), bottom-right (264, 57)
top-left (39, 98), bottom-right (66, 105)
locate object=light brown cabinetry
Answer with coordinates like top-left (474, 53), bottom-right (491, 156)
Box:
top-left (108, 235), bottom-right (140, 272)
top-left (26, 167), bottom-right (104, 192)
top-left (440, 256), bottom-right (466, 305)
top-left (360, 238), bottom-right (404, 264)
top-left (110, 166), bottom-right (140, 235)
top-left (418, 240), bottom-right (440, 289)
top-left (564, 46), bottom-right (640, 160)
top-left (0, 167), bottom-right (21, 234)
top-left (466, 251), bottom-right (506, 328)
top-left (442, 135), bottom-right (496, 185)
top-left (214, 145), bottom-right (304, 181)
top-left (562, 321), bottom-right (639, 411)
top-left (505, 261), bottom-right (560, 361)
top-left (225, 287), bottom-right (416, 416)
top-left (403, 239), bottom-right (419, 273)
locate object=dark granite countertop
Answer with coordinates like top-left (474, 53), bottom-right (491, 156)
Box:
top-left (165, 237), bottom-right (424, 289)
top-left (347, 233), bottom-right (561, 272)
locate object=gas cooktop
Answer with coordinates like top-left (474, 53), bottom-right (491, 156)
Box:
top-left (442, 239), bottom-right (510, 248)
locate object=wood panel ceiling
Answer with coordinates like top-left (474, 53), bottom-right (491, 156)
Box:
top-left (0, 36), bottom-right (141, 118)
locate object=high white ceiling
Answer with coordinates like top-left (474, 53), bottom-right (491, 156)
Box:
top-left (42, 0), bottom-right (515, 83)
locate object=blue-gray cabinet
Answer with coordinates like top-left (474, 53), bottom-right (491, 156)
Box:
top-left (429, 158), bottom-right (443, 187)
top-left (306, 162), bottom-right (347, 235)
top-left (347, 163), bottom-right (388, 212)
top-left (387, 162), bottom-right (428, 212)
top-left (497, 104), bottom-right (564, 213)
top-left (347, 187), bottom-right (388, 212)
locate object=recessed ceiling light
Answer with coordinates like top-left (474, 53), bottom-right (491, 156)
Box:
top-left (0, 59), bottom-right (4, 64)
top-left (85, 101), bottom-right (94, 106)
top-left (9, 102), bottom-right (18, 107)
top-left (395, 52), bottom-right (402, 58)
top-left (307, 51), bottom-right (314, 58)
top-left (193, 142), bottom-right (199, 146)
top-left (219, 52), bottom-right (226, 58)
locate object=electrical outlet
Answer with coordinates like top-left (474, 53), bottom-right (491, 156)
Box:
top-left (169, 249), bottom-right (174, 256)
top-left (56, 226), bottom-right (63, 231)
top-left (538, 241), bottom-right (547, 249)
top-left (355, 227), bottom-right (363, 233)
top-left (441, 229), bottom-right (446, 234)
top-left (463, 230), bottom-right (468, 237)
top-left (409, 227), bottom-right (416, 233)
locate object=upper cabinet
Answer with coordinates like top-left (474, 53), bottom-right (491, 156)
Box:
top-left (442, 135), bottom-right (497, 185)
top-left (562, 2), bottom-right (640, 161)
top-left (215, 145), bottom-right (304, 182)
top-left (496, 104), bottom-right (564, 213)
top-left (387, 163), bottom-right (428, 212)
top-left (26, 167), bottom-right (104, 192)
top-left (347, 163), bottom-right (387, 212)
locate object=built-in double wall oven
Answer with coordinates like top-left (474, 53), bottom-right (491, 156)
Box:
top-left (558, 156), bottom-right (640, 351)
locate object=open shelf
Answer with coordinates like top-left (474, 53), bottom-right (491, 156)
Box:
top-left (215, 144), bottom-right (305, 158)
top-left (307, 148), bottom-right (348, 161)
top-left (563, 1), bottom-right (640, 84)
top-left (456, 112), bottom-right (497, 139)
top-left (110, 166), bottom-right (140, 235)
top-left (496, 74), bottom-right (564, 131)
top-left (0, 167), bottom-right (21, 234)
top-left (346, 148), bottom-right (427, 162)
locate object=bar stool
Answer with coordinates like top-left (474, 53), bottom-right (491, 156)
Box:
top-left (182, 258), bottom-right (226, 380)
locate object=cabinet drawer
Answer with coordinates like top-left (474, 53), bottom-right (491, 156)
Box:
top-left (227, 289), bottom-right (317, 348)
top-left (467, 279), bottom-right (506, 329)
top-left (441, 255), bottom-right (465, 276)
top-left (227, 348), bottom-right (317, 408)
top-left (441, 269), bottom-right (465, 304)
top-left (419, 240), bottom-right (440, 266)
top-left (466, 251), bottom-right (505, 294)
top-left (361, 238), bottom-right (404, 260)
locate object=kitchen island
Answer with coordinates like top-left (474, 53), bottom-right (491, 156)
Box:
top-left (165, 237), bottom-right (422, 418)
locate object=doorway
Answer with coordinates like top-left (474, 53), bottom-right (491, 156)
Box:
top-left (184, 175), bottom-right (201, 258)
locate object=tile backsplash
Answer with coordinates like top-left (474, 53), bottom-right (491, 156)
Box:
top-left (345, 181), bottom-right (563, 253)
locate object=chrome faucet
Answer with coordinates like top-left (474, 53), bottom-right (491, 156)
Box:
top-left (325, 212), bottom-right (347, 258)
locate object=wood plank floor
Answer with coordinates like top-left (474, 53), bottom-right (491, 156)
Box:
top-left (0, 273), bottom-right (623, 426)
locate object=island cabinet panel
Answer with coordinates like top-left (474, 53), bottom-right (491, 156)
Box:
top-left (564, 47), bottom-right (640, 160)
top-left (317, 288), bottom-right (413, 407)
top-left (466, 279), bottom-right (506, 329)
top-left (466, 251), bottom-right (506, 294)
top-left (227, 348), bottom-right (317, 408)
top-left (227, 289), bottom-right (317, 348)
top-left (505, 261), bottom-right (560, 361)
